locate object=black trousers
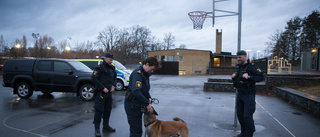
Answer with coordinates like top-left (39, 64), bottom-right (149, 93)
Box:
top-left (124, 99), bottom-right (143, 137)
top-left (236, 91), bottom-right (256, 137)
top-left (94, 92), bottom-right (112, 129)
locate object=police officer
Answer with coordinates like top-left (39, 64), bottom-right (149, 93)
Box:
top-left (92, 53), bottom-right (117, 137)
top-left (124, 57), bottom-right (159, 137)
top-left (232, 50), bottom-right (264, 137)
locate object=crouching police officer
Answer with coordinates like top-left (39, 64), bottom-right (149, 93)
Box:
top-left (232, 50), bottom-right (264, 137)
top-left (124, 57), bottom-right (159, 137)
top-left (92, 53), bottom-right (117, 136)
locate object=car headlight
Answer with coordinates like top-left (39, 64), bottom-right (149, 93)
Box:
top-left (124, 74), bottom-right (130, 81)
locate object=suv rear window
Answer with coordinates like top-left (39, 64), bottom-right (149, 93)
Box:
top-left (38, 61), bottom-right (52, 71)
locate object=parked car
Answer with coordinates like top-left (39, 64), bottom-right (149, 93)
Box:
top-left (74, 59), bottom-right (132, 90)
top-left (2, 59), bottom-right (95, 101)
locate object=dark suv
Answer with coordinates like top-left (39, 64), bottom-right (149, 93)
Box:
top-left (2, 59), bottom-right (95, 101)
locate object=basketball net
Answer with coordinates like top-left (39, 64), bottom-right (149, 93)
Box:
top-left (188, 11), bottom-right (208, 30)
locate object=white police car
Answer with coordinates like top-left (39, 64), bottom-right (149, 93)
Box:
top-left (75, 59), bottom-right (132, 90)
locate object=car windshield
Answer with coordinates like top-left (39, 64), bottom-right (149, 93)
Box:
top-left (113, 61), bottom-right (126, 70)
top-left (69, 61), bottom-right (92, 71)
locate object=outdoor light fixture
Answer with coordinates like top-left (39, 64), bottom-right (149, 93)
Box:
top-left (311, 48), bottom-right (317, 53)
top-left (246, 49), bottom-right (251, 59)
top-left (15, 44), bottom-right (21, 48)
top-left (65, 47), bottom-right (71, 51)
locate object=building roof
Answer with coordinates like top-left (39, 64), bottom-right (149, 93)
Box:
top-left (148, 48), bottom-right (212, 53)
top-left (211, 53), bottom-right (237, 58)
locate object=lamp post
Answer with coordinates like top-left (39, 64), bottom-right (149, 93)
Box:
top-left (15, 44), bottom-right (21, 48)
top-left (14, 44), bottom-right (21, 58)
top-left (246, 49), bottom-right (251, 60)
top-left (65, 46), bottom-right (71, 51)
top-left (257, 50), bottom-right (261, 59)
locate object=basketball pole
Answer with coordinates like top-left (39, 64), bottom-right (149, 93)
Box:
top-left (189, 0), bottom-right (242, 127)
top-left (234, 0), bottom-right (242, 128)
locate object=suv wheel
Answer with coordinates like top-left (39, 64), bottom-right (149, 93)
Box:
top-left (79, 84), bottom-right (95, 101)
top-left (116, 80), bottom-right (124, 91)
top-left (15, 82), bottom-right (33, 98)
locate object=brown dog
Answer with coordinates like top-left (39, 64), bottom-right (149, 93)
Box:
top-left (143, 109), bottom-right (189, 137)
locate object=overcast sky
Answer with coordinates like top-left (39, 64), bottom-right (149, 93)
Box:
top-left (1, 0), bottom-right (319, 57)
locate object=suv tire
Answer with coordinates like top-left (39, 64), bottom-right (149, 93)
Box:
top-left (15, 82), bottom-right (33, 98)
top-left (79, 84), bottom-right (95, 101)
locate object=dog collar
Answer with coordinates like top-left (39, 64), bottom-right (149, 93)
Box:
top-left (144, 120), bottom-right (158, 127)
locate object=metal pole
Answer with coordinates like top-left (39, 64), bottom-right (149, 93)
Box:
top-left (237, 0), bottom-right (242, 52)
top-left (234, 0), bottom-right (242, 128)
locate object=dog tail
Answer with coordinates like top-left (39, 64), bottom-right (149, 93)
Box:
top-left (173, 117), bottom-right (186, 123)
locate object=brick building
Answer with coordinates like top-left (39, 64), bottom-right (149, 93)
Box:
top-left (148, 29), bottom-right (237, 75)
top-left (148, 49), bottom-right (211, 75)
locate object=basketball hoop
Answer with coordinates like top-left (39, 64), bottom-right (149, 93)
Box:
top-left (188, 11), bottom-right (209, 30)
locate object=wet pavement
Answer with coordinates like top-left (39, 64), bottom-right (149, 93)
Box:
top-left (1, 75), bottom-right (320, 137)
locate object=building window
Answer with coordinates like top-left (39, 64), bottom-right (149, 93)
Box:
top-left (179, 71), bottom-right (185, 75)
top-left (195, 71), bottom-right (202, 74)
top-left (214, 58), bottom-right (220, 67)
top-left (153, 55), bottom-right (159, 61)
top-left (168, 55), bottom-right (175, 61)
top-left (179, 56), bottom-right (183, 61)
top-left (161, 55), bottom-right (167, 61)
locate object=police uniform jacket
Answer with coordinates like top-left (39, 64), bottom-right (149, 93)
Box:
top-left (233, 62), bottom-right (264, 92)
top-left (127, 66), bottom-right (151, 108)
top-left (92, 61), bottom-right (117, 91)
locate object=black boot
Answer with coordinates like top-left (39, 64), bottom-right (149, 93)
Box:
top-left (103, 125), bottom-right (116, 132)
top-left (236, 133), bottom-right (244, 137)
top-left (245, 132), bottom-right (253, 137)
top-left (95, 129), bottom-right (101, 137)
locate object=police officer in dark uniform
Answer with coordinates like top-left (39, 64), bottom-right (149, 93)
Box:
top-left (124, 57), bottom-right (159, 137)
top-left (92, 53), bottom-right (117, 136)
top-left (232, 50), bottom-right (264, 137)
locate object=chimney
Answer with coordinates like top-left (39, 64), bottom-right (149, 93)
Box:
top-left (216, 29), bottom-right (222, 54)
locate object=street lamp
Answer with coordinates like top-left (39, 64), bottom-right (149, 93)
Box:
top-left (47, 46), bottom-right (51, 50)
top-left (65, 46), bottom-right (71, 51)
top-left (246, 49), bottom-right (251, 60)
top-left (15, 44), bottom-right (21, 48)
top-left (257, 50), bottom-right (261, 59)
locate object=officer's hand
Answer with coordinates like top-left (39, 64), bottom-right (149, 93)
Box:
top-left (111, 86), bottom-right (115, 92)
top-left (149, 98), bottom-right (152, 104)
top-left (147, 104), bottom-right (153, 113)
top-left (103, 88), bottom-right (109, 93)
top-left (231, 73), bottom-right (236, 78)
top-left (242, 73), bottom-right (249, 79)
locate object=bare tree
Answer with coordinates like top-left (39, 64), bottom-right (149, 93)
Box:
top-left (74, 41), bottom-right (95, 59)
top-left (179, 44), bottom-right (186, 49)
top-left (21, 35), bottom-right (28, 57)
top-left (97, 25), bottom-right (119, 53)
top-left (163, 32), bottom-right (175, 50)
top-left (265, 30), bottom-right (282, 58)
top-left (0, 34), bottom-right (7, 56)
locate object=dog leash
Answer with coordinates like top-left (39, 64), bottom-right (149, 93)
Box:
top-left (151, 98), bottom-right (159, 104)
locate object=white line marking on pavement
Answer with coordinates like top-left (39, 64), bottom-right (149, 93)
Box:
top-left (256, 101), bottom-right (296, 137)
top-left (2, 112), bottom-right (48, 137)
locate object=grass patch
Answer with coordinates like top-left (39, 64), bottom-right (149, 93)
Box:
top-left (286, 85), bottom-right (320, 97)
